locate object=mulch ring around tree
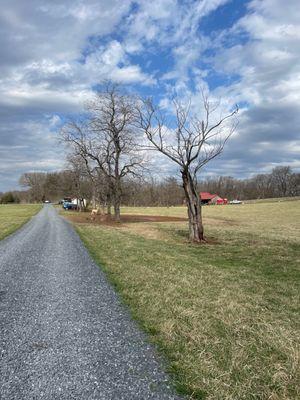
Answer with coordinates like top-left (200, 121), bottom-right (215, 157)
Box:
top-left (63, 213), bottom-right (188, 226)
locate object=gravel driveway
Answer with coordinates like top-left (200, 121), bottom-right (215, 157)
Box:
top-left (0, 205), bottom-right (181, 400)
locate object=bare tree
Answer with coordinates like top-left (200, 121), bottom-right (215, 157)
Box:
top-left (19, 172), bottom-right (47, 202)
top-left (87, 85), bottom-right (143, 220)
top-left (66, 154), bottom-right (93, 211)
top-left (61, 84), bottom-right (144, 221)
top-left (270, 166), bottom-right (293, 197)
top-left (61, 120), bottom-right (113, 214)
top-left (82, 159), bottom-right (112, 214)
top-left (137, 95), bottom-right (238, 242)
top-left (290, 172), bottom-right (300, 196)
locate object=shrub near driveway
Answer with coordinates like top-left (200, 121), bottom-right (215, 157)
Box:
top-left (0, 204), bottom-right (42, 240)
top-left (72, 201), bottom-right (300, 399)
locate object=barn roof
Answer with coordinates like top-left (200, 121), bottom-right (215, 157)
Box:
top-left (200, 192), bottom-right (218, 200)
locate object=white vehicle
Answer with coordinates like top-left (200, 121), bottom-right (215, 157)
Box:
top-left (229, 199), bottom-right (242, 204)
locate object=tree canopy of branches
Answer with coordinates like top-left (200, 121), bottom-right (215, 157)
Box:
top-left (61, 84), bottom-right (143, 221)
top-left (137, 95), bottom-right (238, 242)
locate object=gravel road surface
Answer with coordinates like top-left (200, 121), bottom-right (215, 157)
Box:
top-left (0, 205), bottom-right (181, 400)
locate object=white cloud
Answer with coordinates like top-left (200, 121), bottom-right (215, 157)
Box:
top-left (83, 40), bottom-right (155, 84)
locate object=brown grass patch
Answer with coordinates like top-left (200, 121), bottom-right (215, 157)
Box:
top-left (62, 211), bottom-right (230, 243)
top-left (63, 212), bottom-right (187, 225)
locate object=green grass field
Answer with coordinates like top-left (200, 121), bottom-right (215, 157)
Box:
top-left (0, 204), bottom-right (42, 240)
top-left (69, 201), bottom-right (300, 399)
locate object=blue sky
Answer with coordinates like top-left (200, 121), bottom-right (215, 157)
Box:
top-left (0, 0), bottom-right (299, 191)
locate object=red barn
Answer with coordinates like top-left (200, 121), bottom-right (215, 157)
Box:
top-left (200, 192), bottom-right (227, 205)
top-left (200, 192), bottom-right (216, 204)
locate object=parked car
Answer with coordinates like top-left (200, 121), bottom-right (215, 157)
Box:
top-left (62, 201), bottom-right (78, 210)
top-left (229, 199), bottom-right (243, 204)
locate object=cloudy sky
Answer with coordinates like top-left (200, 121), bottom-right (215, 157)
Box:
top-left (0, 0), bottom-right (299, 191)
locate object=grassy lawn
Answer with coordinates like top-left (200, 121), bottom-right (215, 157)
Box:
top-left (69, 201), bottom-right (299, 399)
top-left (0, 204), bottom-right (42, 240)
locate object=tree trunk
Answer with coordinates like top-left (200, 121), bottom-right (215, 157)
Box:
top-left (113, 148), bottom-right (121, 222)
top-left (78, 198), bottom-right (85, 212)
top-left (114, 199), bottom-right (121, 222)
top-left (106, 198), bottom-right (112, 215)
top-left (106, 184), bottom-right (112, 216)
top-left (113, 179), bottom-right (121, 222)
top-left (181, 170), bottom-right (205, 242)
top-left (92, 186), bottom-right (96, 209)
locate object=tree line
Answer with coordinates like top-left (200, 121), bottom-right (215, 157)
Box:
top-left (199, 166), bottom-right (300, 200)
top-left (1, 164), bottom-right (298, 206)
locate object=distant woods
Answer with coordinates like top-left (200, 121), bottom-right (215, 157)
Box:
top-left (200, 166), bottom-right (300, 200)
top-left (5, 165), bottom-right (299, 206)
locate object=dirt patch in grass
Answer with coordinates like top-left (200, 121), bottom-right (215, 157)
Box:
top-left (64, 212), bottom-right (188, 225)
top-left (62, 212), bottom-right (231, 245)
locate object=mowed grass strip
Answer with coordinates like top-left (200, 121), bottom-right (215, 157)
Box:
top-left (0, 204), bottom-right (42, 240)
top-left (74, 201), bottom-right (300, 400)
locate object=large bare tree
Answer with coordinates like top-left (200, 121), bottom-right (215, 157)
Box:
top-left (137, 95), bottom-right (238, 242)
top-left (62, 84), bottom-right (143, 221)
top-left (62, 120), bottom-right (113, 214)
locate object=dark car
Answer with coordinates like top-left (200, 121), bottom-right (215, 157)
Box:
top-left (62, 201), bottom-right (78, 210)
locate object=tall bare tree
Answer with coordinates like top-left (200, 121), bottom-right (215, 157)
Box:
top-left (137, 95), bottom-right (238, 242)
top-left (62, 84), bottom-right (144, 221)
top-left (61, 120), bottom-right (113, 214)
